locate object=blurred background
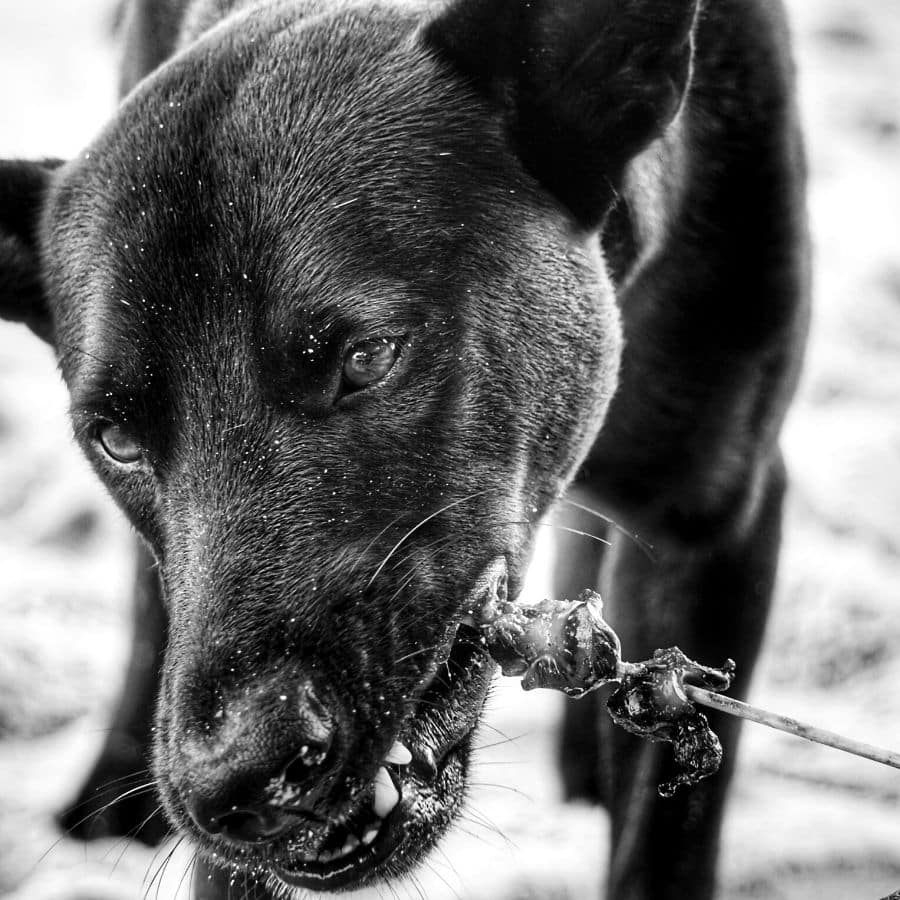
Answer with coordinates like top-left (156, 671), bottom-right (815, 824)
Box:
top-left (1, 1), bottom-right (899, 898)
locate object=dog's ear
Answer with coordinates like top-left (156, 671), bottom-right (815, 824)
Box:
top-left (0, 159), bottom-right (65, 344)
top-left (425, 0), bottom-right (699, 227)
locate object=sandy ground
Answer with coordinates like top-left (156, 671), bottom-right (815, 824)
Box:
top-left (1, 1), bottom-right (899, 898)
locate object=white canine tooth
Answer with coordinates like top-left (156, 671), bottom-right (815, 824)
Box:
top-left (340, 836), bottom-right (360, 857)
top-left (362, 825), bottom-right (380, 845)
top-left (383, 740), bottom-right (412, 766)
top-left (460, 613), bottom-right (478, 628)
top-left (373, 766), bottom-right (400, 818)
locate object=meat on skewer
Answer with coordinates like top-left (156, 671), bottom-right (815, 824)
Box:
top-left (468, 588), bottom-right (735, 796)
top-left (467, 588), bottom-right (900, 795)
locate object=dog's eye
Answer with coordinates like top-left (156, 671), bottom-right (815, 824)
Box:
top-left (342, 338), bottom-right (399, 390)
top-left (97, 422), bottom-right (143, 464)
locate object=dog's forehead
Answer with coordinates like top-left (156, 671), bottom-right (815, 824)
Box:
top-left (47, 2), bottom-right (545, 380)
top-left (55, 5), bottom-right (521, 280)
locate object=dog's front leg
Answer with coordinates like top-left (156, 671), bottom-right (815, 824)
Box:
top-left (598, 456), bottom-right (787, 900)
top-left (59, 541), bottom-right (169, 844)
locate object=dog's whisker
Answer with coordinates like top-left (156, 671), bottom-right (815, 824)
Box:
top-left (548, 521), bottom-right (612, 544)
top-left (459, 804), bottom-right (516, 847)
top-left (105, 803), bottom-right (166, 870)
top-left (420, 861), bottom-right (464, 900)
top-left (468, 780), bottom-right (533, 800)
top-left (506, 518), bottom-right (611, 545)
top-left (141, 835), bottom-right (184, 900)
top-left (450, 822), bottom-right (506, 850)
top-left (474, 719), bottom-right (529, 745)
top-left (477, 511), bottom-right (612, 548)
top-left (383, 568), bottom-right (427, 632)
top-left (472, 732), bottom-right (528, 752)
top-left (59, 768), bottom-right (154, 818)
top-left (152, 839), bottom-right (182, 900)
top-left (90, 767), bottom-right (154, 793)
top-left (404, 872), bottom-right (428, 900)
top-left (366, 489), bottom-right (493, 588)
top-left (432, 841), bottom-right (463, 883)
top-left (80, 781), bottom-right (159, 823)
top-left (560, 496), bottom-right (656, 559)
top-left (29, 779), bottom-right (159, 877)
top-left (388, 528), bottom-right (459, 571)
top-left (469, 757), bottom-right (525, 766)
top-left (393, 643), bottom-right (446, 665)
top-left (376, 872), bottom-right (396, 900)
top-left (349, 510), bottom-right (414, 576)
top-left (460, 813), bottom-right (515, 851)
top-left (174, 851), bottom-right (198, 900)
top-left (139, 842), bottom-right (169, 900)
top-left (418, 859), bottom-right (459, 895)
top-left (383, 567), bottom-right (420, 614)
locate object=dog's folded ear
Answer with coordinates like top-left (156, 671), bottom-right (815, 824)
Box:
top-left (425, 0), bottom-right (699, 228)
top-left (0, 158), bottom-right (64, 344)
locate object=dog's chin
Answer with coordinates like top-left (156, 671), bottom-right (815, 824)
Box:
top-left (185, 621), bottom-right (495, 895)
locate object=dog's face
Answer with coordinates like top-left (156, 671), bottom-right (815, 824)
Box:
top-left (0, 0), bottom-right (697, 891)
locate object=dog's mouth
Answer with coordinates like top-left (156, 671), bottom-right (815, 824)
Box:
top-left (267, 560), bottom-right (508, 893)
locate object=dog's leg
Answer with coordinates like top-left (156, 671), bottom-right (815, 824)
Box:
top-left (551, 489), bottom-right (609, 805)
top-left (59, 541), bottom-right (169, 844)
top-left (599, 454), bottom-right (786, 900)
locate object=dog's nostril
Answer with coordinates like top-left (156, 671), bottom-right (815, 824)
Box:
top-left (282, 739), bottom-right (333, 786)
top-left (207, 807), bottom-right (296, 843)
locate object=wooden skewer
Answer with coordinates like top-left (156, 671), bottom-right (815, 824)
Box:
top-left (684, 685), bottom-right (900, 772)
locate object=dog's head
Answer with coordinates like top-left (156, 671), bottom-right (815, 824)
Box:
top-left (0, 0), bottom-right (697, 891)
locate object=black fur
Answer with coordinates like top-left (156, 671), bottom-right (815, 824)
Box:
top-left (0, 0), bottom-right (809, 897)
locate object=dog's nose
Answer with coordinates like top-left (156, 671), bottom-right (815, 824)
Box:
top-left (179, 676), bottom-right (339, 845)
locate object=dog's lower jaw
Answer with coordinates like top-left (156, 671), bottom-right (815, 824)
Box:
top-left (272, 740), bottom-right (474, 893)
top-left (203, 709), bottom-right (488, 894)
top-left (273, 647), bottom-right (494, 893)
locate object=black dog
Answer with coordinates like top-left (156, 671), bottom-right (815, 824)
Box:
top-left (0, 0), bottom-right (808, 897)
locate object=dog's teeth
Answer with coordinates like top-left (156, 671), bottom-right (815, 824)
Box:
top-left (373, 766), bottom-right (400, 818)
top-left (383, 740), bottom-right (412, 766)
top-left (361, 824), bottom-right (380, 845)
top-left (460, 613), bottom-right (478, 628)
top-left (340, 836), bottom-right (360, 856)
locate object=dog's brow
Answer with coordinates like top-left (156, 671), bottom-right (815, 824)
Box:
top-left (68, 357), bottom-right (151, 421)
top-left (273, 286), bottom-right (439, 343)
